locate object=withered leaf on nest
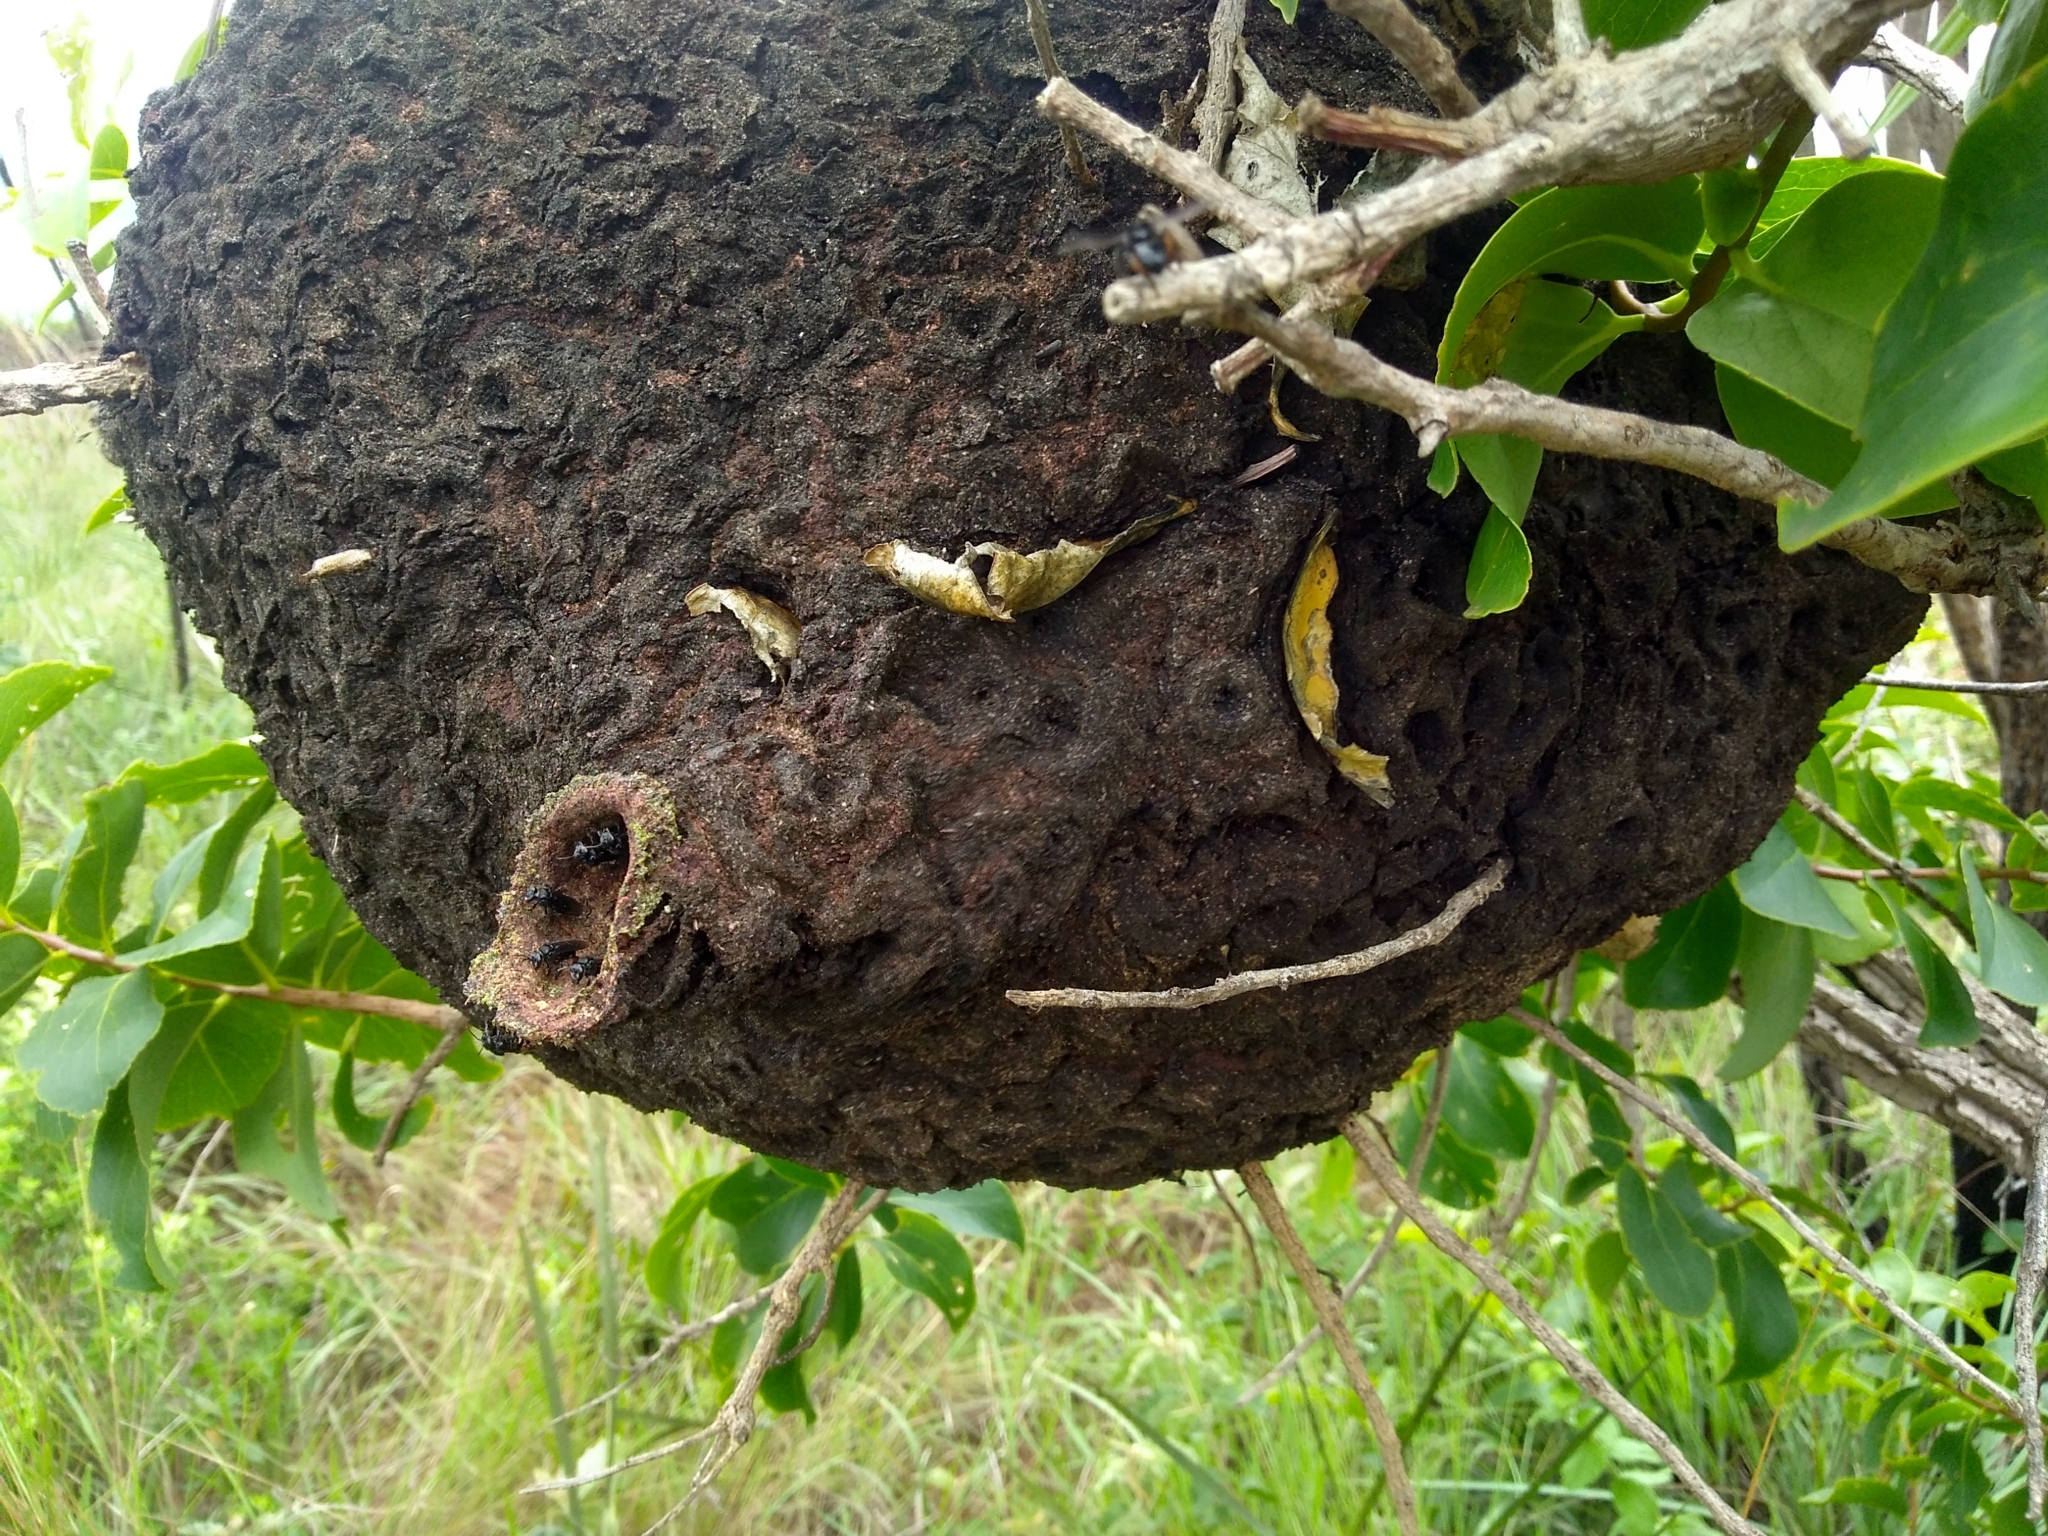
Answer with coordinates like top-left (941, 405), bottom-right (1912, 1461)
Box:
top-left (864, 500), bottom-right (1196, 622)
top-left (1283, 518), bottom-right (1394, 806)
top-left (685, 583), bottom-right (802, 683)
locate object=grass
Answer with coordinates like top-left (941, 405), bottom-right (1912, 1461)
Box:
top-left (0, 409), bottom-right (2013, 1535)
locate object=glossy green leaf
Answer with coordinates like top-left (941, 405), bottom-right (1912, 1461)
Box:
top-left (1616, 1164), bottom-right (1717, 1317)
top-left (1982, 436), bottom-right (2048, 504)
top-left (231, 1028), bottom-right (339, 1220)
top-left (0, 784), bottom-right (17, 905)
top-left (1722, 910), bottom-right (1815, 1079)
top-left (82, 483), bottom-right (128, 534)
top-left (1691, 166), bottom-right (1943, 427)
top-left (1718, 1237), bottom-right (1799, 1382)
top-left (1716, 364), bottom-right (1957, 516)
top-left (1464, 505), bottom-right (1534, 619)
top-left (88, 1073), bottom-right (169, 1292)
top-left (0, 660), bottom-right (110, 768)
top-left (1731, 821), bottom-right (1858, 936)
top-left (119, 741), bottom-right (268, 806)
top-left (1584, 1227), bottom-right (1632, 1303)
top-left (197, 783), bottom-right (276, 916)
top-left (1878, 886), bottom-right (1980, 1047)
top-left (1748, 157), bottom-right (1894, 259)
top-left (1964, 850), bottom-right (2048, 1005)
top-left (644, 1172), bottom-right (729, 1314)
top-left (1582, 0), bottom-right (1710, 49)
top-left (890, 1181), bottom-right (1026, 1247)
top-left (0, 932), bottom-right (48, 1014)
top-left (827, 1246), bottom-right (864, 1347)
top-left (120, 838), bottom-right (264, 967)
top-left (1427, 440), bottom-right (1460, 495)
top-left (18, 968), bottom-right (166, 1114)
top-left (1651, 1073), bottom-right (1738, 1159)
top-left (1785, 70), bottom-right (2048, 544)
top-left (1439, 1034), bottom-right (1535, 1158)
top-left (331, 1051), bottom-right (432, 1151)
top-left (1700, 166), bottom-right (1763, 246)
top-left (1971, 0), bottom-right (2048, 114)
top-left (1893, 775), bottom-right (2028, 834)
top-left (55, 776), bottom-right (146, 949)
top-left (873, 1207), bottom-right (977, 1330)
top-left (1623, 879), bottom-right (1740, 1008)
top-left (1661, 1153), bottom-right (1748, 1246)
top-left (138, 991), bottom-right (288, 1129)
top-left (712, 1159), bottom-right (827, 1276)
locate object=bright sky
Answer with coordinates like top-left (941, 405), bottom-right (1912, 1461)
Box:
top-left (1, 0), bottom-right (222, 323)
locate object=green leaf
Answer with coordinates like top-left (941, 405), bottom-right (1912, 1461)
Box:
top-left (1464, 505), bottom-right (1534, 619)
top-left (231, 1027), bottom-right (338, 1219)
top-left (1427, 440), bottom-right (1460, 496)
top-left (644, 1172), bottom-right (729, 1314)
top-left (1691, 166), bottom-right (1944, 427)
top-left (1715, 364), bottom-right (1958, 516)
top-left (1722, 910), bottom-right (1815, 1079)
top-left (1971, 0), bottom-right (2048, 114)
top-left (1616, 1164), bottom-right (1717, 1317)
top-left (11, 863), bottom-right (60, 929)
top-left (1877, 887), bottom-right (1980, 1047)
top-left (1651, 1073), bottom-right (1737, 1159)
top-left (54, 777), bottom-right (146, 949)
top-left (0, 784), bottom-right (17, 905)
top-left (1803, 1477), bottom-right (1908, 1515)
top-left (890, 1181), bottom-right (1025, 1247)
top-left (119, 838), bottom-right (264, 967)
top-left (873, 1207), bottom-right (977, 1330)
top-left (197, 783), bottom-right (277, 916)
top-left (82, 483), bottom-right (128, 534)
top-left (1609, 1474), bottom-right (1661, 1536)
top-left (1963, 850), bottom-right (2048, 1005)
top-left (1584, 1088), bottom-right (1633, 1172)
top-left (1565, 1164), bottom-right (1615, 1204)
top-left (1982, 436), bottom-right (2048, 505)
top-left (1582, 0), bottom-right (1710, 49)
top-left (18, 969), bottom-right (166, 1114)
top-left (1267, 0), bottom-right (1300, 22)
top-left (247, 836), bottom-right (284, 967)
top-left (0, 932), bottom-right (48, 1014)
top-left (1584, 1227), bottom-right (1632, 1302)
top-left (1892, 775), bottom-right (2028, 835)
top-left (1662, 1153), bottom-right (1749, 1246)
top-left (1700, 166), bottom-right (1763, 247)
top-left (118, 741), bottom-right (268, 806)
top-left (1438, 1034), bottom-right (1535, 1158)
top-left (0, 661), bottom-right (110, 769)
top-left (87, 1072), bottom-right (169, 1291)
top-left (137, 991), bottom-right (288, 1129)
top-left (1623, 879), bottom-right (1740, 1008)
top-left (331, 1051), bottom-right (432, 1151)
top-left (1828, 680), bottom-right (1990, 725)
top-left (1990, 1487), bottom-right (2038, 1536)
top-left (1783, 70), bottom-right (2048, 545)
top-left (1731, 821), bottom-right (1858, 936)
top-left (1460, 1015), bottom-right (1533, 1055)
top-left (828, 1246), bottom-right (864, 1347)
top-left (1749, 158), bottom-right (1893, 259)
top-left (711, 1159), bottom-right (827, 1276)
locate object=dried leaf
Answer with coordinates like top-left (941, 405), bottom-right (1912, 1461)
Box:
top-left (864, 501), bottom-right (1195, 622)
top-left (685, 583), bottom-right (802, 682)
top-left (1594, 914), bottom-right (1661, 962)
top-left (1283, 518), bottom-right (1393, 806)
top-left (303, 549), bottom-right (374, 581)
top-left (1215, 50), bottom-right (1315, 248)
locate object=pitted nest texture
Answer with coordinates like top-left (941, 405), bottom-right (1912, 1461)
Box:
top-left (100, 0), bottom-right (1923, 1189)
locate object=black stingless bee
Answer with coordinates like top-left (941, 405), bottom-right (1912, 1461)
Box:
top-left (1059, 202), bottom-right (1206, 277)
top-left (477, 1019), bottom-right (522, 1056)
top-left (529, 939), bottom-right (581, 969)
top-left (522, 884), bottom-right (581, 917)
top-left (571, 822), bottom-right (627, 867)
top-left (569, 954), bottom-right (601, 982)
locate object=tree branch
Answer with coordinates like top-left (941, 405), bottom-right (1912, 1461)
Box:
top-left (371, 1012), bottom-right (469, 1165)
top-left (2020, 1106), bottom-right (2048, 1519)
top-left (0, 353), bottom-right (148, 417)
top-left (1858, 22), bottom-right (1968, 115)
top-left (1006, 858), bottom-right (1508, 1011)
top-left (1793, 784), bottom-right (1966, 927)
top-left (1860, 673), bottom-right (2048, 696)
top-left (1193, 0), bottom-right (1248, 171)
top-left (1346, 1118), bottom-right (1769, 1536)
top-left (1772, 40), bottom-right (1873, 158)
top-left (1238, 1160), bottom-right (1421, 1536)
top-left (1023, 0), bottom-right (1097, 187)
top-left (1326, 0), bottom-right (1480, 118)
top-left (61, 241), bottom-right (112, 334)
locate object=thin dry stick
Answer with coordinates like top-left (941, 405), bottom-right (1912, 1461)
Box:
top-left (1209, 1171), bottom-right (1266, 1292)
top-left (1858, 22), bottom-right (1967, 113)
top-left (1192, 0), bottom-right (1248, 170)
top-left (1815, 863), bottom-right (2048, 885)
top-left (1552, 0), bottom-right (1592, 55)
top-left (0, 353), bottom-right (148, 417)
top-left (1238, 1050), bottom-right (1452, 1403)
top-left (1523, 1011), bottom-right (2027, 1419)
top-left (1022, 0), bottom-right (1097, 188)
top-left (555, 1284), bottom-right (777, 1424)
top-left (1488, 1070), bottom-right (1558, 1243)
top-left (1211, 245), bottom-right (1403, 393)
top-left (1793, 785), bottom-right (1966, 928)
top-left (371, 1013), bottom-right (469, 1165)
top-left (1008, 858), bottom-right (1508, 1011)
top-left (1861, 673), bottom-right (2048, 695)
top-left (1773, 39), bottom-right (1873, 156)
top-left (1237, 1161), bottom-right (1421, 1536)
top-left (61, 240), bottom-right (112, 333)
top-left (1345, 1118), bottom-right (1768, 1536)
top-left (1327, 0), bottom-right (1481, 117)
top-left (2019, 1104), bottom-right (2048, 1518)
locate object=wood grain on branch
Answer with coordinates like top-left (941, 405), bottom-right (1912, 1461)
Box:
top-left (1858, 22), bottom-right (1968, 114)
top-left (1325, 0), bottom-right (1480, 118)
top-left (0, 353), bottom-right (148, 416)
top-left (1193, 0), bottom-right (1248, 170)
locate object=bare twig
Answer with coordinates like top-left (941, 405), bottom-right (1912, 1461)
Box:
top-left (1816, 863), bottom-right (2048, 886)
top-left (370, 1013), bottom-right (469, 1165)
top-left (1209, 1171), bottom-right (1266, 1291)
top-left (1023, 0), bottom-right (1097, 187)
top-left (1347, 1117), bottom-right (1767, 1536)
top-left (1297, 93), bottom-right (1492, 157)
top-left (1860, 673), bottom-right (2048, 696)
top-left (172, 1118), bottom-right (233, 1215)
top-left (1858, 22), bottom-right (1967, 114)
top-left (1238, 1050), bottom-right (1452, 1403)
top-left (555, 1283), bottom-right (777, 1424)
top-left (1522, 1011), bottom-right (2028, 1420)
top-left (2019, 1105), bottom-right (2048, 1518)
top-left (1212, 245), bottom-right (1402, 393)
top-left (1489, 1070), bottom-right (1558, 1242)
top-left (1773, 39), bottom-right (1873, 157)
top-left (1238, 1160), bottom-right (1420, 1536)
top-left (0, 353), bottom-right (148, 417)
top-left (1552, 0), bottom-right (1592, 56)
top-left (1327, 0), bottom-right (1481, 117)
top-left (1193, 0), bottom-right (1248, 170)
top-left (61, 241), bottom-right (112, 333)
top-left (1227, 444), bottom-right (1298, 487)
top-left (1793, 784), bottom-right (1966, 927)
top-left (1007, 858), bottom-right (1508, 1011)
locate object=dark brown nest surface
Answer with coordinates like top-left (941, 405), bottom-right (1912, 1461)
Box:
top-left (99, 0), bottom-right (1922, 1188)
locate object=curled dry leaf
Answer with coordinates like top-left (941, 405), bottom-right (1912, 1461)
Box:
top-left (1283, 517), bottom-right (1394, 806)
top-left (1594, 914), bottom-right (1661, 962)
top-left (303, 548), bottom-right (375, 580)
top-left (685, 583), bottom-right (803, 683)
top-left (864, 500), bottom-right (1195, 622)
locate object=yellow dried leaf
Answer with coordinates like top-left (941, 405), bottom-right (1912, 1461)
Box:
top-left (865, 501), bottom-right (1195, 622)
top-left (1593, 914), bottom-right (1661, 962)
top-left (1283, 517), bottom-right (1393, 806)
top-left (685, 583), bottom-right (803, 682)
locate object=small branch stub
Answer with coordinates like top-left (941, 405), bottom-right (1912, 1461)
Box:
top-left (303, 548), bottom-right (376, 581)
top-left (0, 353), bottom-right (148, 417)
